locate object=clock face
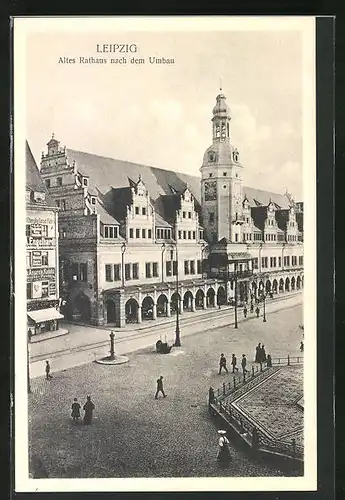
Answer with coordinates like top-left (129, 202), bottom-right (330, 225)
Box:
top-left (204, 181), bottom-right (217, 201)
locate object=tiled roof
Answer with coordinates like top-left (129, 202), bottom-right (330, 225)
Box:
top-left (26, 141), bottom-right (55, 208)
top-left (243, 187), bottom-right (291, 210)
top-left (63, 148), bottom-right (296, 229)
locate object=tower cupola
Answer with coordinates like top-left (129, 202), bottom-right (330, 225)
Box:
top-left (212, 91), bottom-right (231, 141)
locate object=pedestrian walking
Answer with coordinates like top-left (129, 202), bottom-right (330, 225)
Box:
top-left (155, 375), bottom-right (166, 399)
top-left (266, 354), bottom-right (272, 367)
top-left (231, 354), bottom-right (239, 373)
top-left (250, 303), bottom-right (254, 314)
top-left (83, 396), bottom-right (95, 425)
top-left (261, 344), bottom-right (267, 363)
top-left (300, 341), bottom-right (304, 352)
top-left (45, 360), bottom-right (52, 380)
top-left (241, 354), bottom-right (248, 374)
top-left (243, 306), bottom-right (247, 318)
top-left (255, 306), bottom-right (260, 318)
top-left (71, 398), bottom-right (81, 423)
top-left (218, 353), bottom-right (229, 374)
top-left (255, 343), bottom-right (261, 363)
top-left (217, 430), bottom-right (232, 466)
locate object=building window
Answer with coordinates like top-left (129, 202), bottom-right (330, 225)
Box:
top-left (27, 282), bottom-right (32, 299)
top-left (59, 199), bottom-right (66, 211)
top-left (129, 228), bottom-right (134, 238)
top-left (253, 258), bottom-right (258, 269)
top-left (142, 207), bottom-right (146, 215)
top-left (136, 229), bottom-right (140, 238)
top-left (83, 178), bottom-right (88, 186)
top-left (197, 260), bottom-right (202, 274)
top-left (135, 206), bottom-right (139, 215)
top-left (142, 229), bottom-right (146, 238)
top-left (209, 212), bottom-right (214, 223)
top-left (178, 230), bottom-right (182, 239)
top-left (182, 211), bottom-right (186, 218)
top-left (190, 260), bottom-right (195, 274)
top-left (45, 179), bottom-right (51, 188)
top-left (56, 177), bottom-right (62, 186)
top-left (114, 264), bottom-right (121, 281)
top-left (223, 172), bottom-right (227, 176)
top-left (184, 261), bottom-right (190, 275)
top-left (173, 261), bottom-right (178, 276)
top-left (235, 234), bottom-right (238, 242)
top-left (164, 229), bottom-right (168, 239)
top-left (145, 262), bottom-right (152, 278)
top-left (104, 226), bottom-right (118, 238)
top-left (125, 263), bottom-right (131, 280)
top-left (209, 173), bottom-right (213, 178)
top-left (188, 212), bottom-right (192, 219)
top-left (156, 229), bottom-right (161, 239)
top-left (42, 281), bottom-right (49, 298)
top-left (166, 261), bottom-right (172, 276)
top-left (152, 262), bottom-right (159, 277)
top-left (183, 231), bottom-right (186, 239)
top-left (79, 263), bottom-right (87, 281)
top-left (132, 263), bottom-right (139, 279)
top-left (105, 264), bottom-right (113, 282)
top-left (188, 231), bottom-right (191, 240)
top-left (148, 229), bottom-right (152, 239)
top-left (192, 231), bottom-right (195, 240)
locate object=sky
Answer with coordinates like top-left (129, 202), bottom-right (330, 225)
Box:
top-left (25, 28), bottom-right (306, 199)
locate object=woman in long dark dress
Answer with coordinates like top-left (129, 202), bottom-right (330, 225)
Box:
top-left (217, 430), bottom-right (231, 467)
top-left (83, 396), bottom-right (95, 425)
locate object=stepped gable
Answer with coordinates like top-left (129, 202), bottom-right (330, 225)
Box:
top-left (26, 141), bottom-right (55, 208)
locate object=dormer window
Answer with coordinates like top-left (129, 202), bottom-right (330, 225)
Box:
top-left (33, 191), bottom-right (46, 202)
top-left (83, 178), bottom-right (88, 187)
top-left (91, 197), bottom-right (96, 205)
top-left (103, 225), bottom-right (118, 239)
top-left (135, 206), bottom-right (139, 215)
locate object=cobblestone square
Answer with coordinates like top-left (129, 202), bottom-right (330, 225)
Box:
top-left (29, 303), bottom-right (303, 478)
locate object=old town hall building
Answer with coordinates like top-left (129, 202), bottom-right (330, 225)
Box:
top-left (36, 91), bottom-right (304, 328)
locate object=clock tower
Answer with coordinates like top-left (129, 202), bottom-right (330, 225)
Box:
top-left (200, 90), bottom-right (244, 243)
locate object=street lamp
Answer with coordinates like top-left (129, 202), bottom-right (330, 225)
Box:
top-left (262, 291), bottom-right (267, 322)
top-left (174, 243), bottom-right (181, 347)
top-left (234, 270), bottom-right (238, 329)
top-left (121, 242), bottom-right (127, 288)
top-left (161, 243), bottom-right (166, 283)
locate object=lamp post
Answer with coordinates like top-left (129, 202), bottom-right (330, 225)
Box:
top-left (161, 243), bottom-right (166, 283)
top-left (200, 242), bottom-right (207, 277)
top-left (262, 291), bottom-right (267, 322)
top-left (234, 270), bottom-right (238, 329)
top-left (121, 242), bottom-right (127, 288)
top-left (174, 243), bottom-right (181, 347)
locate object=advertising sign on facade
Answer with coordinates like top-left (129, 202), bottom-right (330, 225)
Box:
top-left (49, 282), bottom-right (56, 295)
top-left (32, 281), bottom-right (42, 299)
top-left (27, 267), bottom-right (55, 281)
top-left (31, 251), bottom-right (42, 266)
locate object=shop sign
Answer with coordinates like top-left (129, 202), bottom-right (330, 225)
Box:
top-left (31, 251), bottom-right (42, 266)
top-left (27, 216), bottom-right (54, 225)
top-left (27, 267), bottom-right (55, 281)
top-left (30, 224), bottom-right (42, 237)
top-left (49, 282), bottom-right (56, 295)
top-left (26, 236), bottom-right (54, 247)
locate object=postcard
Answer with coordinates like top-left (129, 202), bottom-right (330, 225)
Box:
top-left (14, 16), bottom-right (316, 492)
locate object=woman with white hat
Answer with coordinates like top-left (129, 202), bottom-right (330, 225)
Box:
top-left (217, 429), bottom-right (231, 465)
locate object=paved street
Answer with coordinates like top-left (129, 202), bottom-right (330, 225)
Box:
top-left (29, 299), bottom-right (303, 478)
top-left (29, 292), bottom-right (302, 378)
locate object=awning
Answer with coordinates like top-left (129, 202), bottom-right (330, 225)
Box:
top-left (27, 308), bottom-right (64, 323)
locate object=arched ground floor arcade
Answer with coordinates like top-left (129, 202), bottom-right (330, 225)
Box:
top-left (98, 270), bottom-right (303, 327)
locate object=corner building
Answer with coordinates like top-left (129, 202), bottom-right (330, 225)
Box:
top-left (38, 91), bottom-right (303, 327)
top-left (26, 141), bottom-right (63, 336)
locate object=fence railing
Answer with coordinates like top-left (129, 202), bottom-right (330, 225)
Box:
top-left (208, 357), bottom-right (304, 461)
